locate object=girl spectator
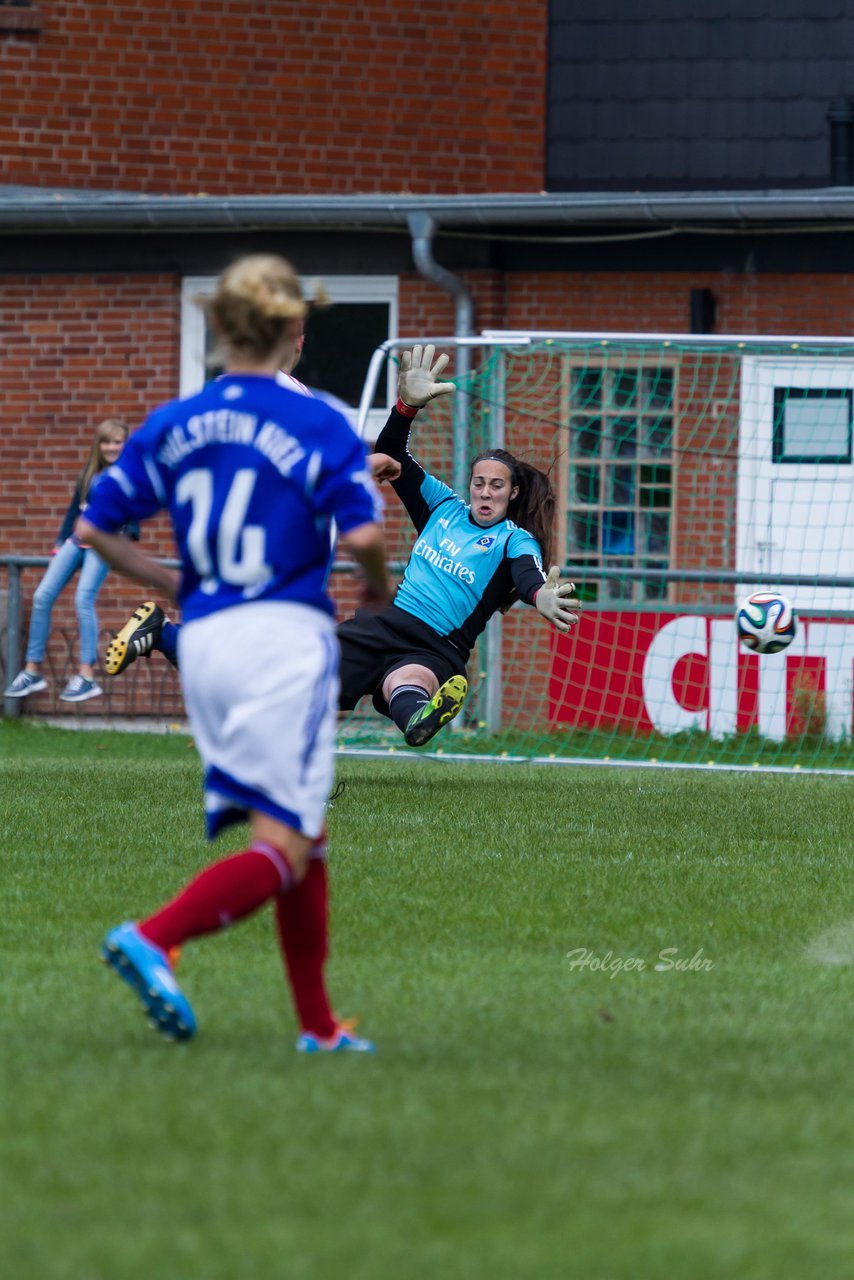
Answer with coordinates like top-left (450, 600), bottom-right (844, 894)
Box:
top-left (5, 418), bottom-right (132, 703)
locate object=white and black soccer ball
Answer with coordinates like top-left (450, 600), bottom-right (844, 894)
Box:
top-left (736, 592), bottom-right (797, 654)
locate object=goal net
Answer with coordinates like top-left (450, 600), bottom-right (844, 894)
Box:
top-left (337, 333), bottom-right (854, 770)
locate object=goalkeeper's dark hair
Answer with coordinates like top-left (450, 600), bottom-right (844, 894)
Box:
top-left (470, 448), bottom-right (556, 612)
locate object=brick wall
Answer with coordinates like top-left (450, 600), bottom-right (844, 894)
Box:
top-left (3, 264), bottom-right (854, 722)
top-left (497, 271), bottom-right (854, 336)
top-left (0, 272), bottom-right (180, 717)
top-left (0, 273), bottom-right (179, 554)
top-left (0, 0), bottom-right (546, 194)
top-left (499, 270), bottom-right (854, 613)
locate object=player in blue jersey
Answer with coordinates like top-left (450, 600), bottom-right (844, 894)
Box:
top-left (76, 254), bottom-right (390, 1052)
top-left (104, 346), bottom-right (580, 747)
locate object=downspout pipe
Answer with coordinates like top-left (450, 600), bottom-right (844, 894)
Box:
top-left (407, 212), bottom-right (475, 496)
top-left (827, 97), bottom-right (854, 186)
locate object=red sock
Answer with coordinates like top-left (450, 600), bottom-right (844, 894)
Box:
top-left (139, 843), bottom-right (292, 952)
top-left (274, 851), bottom-right (336, 1039)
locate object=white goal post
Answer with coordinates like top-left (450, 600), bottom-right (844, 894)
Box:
top-left (347, 331), bottom-right (854, 763)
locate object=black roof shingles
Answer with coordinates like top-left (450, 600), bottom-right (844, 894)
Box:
top-left (548, 0), bottom-right (854, 190)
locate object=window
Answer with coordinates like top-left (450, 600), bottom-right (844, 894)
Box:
top-left (772, 387), bottom-right (853, 464)
top-left (180, 274), bottom-right (398, 439)
top-left (566, 363), bottom-right (675, 603)
top-left (0, 2), bottom-right (43, 35)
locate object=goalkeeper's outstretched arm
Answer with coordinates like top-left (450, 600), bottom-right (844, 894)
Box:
top-left (374, 345), bottom-right (456, 533)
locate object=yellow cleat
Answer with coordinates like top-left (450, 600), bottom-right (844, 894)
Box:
top-left (105, 602), bottom-right (164, 676)
top-left (404, 675), bottom-right (468, 747)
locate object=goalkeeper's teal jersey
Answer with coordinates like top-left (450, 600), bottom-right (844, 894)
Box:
top-left (375, 410), bottom-right (547, 659)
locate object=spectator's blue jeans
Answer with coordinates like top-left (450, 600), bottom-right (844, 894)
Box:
top-left (25, 538), bottom-right (109, 667)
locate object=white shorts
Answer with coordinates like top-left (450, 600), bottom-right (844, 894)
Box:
top-left (178, 601), bottom-right (340, 841)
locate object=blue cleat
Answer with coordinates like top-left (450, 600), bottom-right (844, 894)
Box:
top-left (296, 1025), bottom-right (376, 1054)
top-left (101, 922), bottom-right (196, 1041)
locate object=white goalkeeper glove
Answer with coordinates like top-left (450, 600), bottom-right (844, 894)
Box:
top-left (535, 566), bottom-right (582, 634)
top-left (398, 344), bottom-right (456, 409)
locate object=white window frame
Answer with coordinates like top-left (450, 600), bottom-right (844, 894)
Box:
top-left (180, 273), bottom-right (399, 439)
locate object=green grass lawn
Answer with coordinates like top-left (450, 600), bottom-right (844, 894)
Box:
top-left (2, 721), bottom-right (854, 1279)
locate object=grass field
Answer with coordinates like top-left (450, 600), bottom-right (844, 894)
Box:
top-left (3, 721), bottom-right (854, 1279)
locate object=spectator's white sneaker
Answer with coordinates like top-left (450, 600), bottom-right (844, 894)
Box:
top-left (4, 670), bottom-right (47, 697)
top-left (59, 676), bottom-right (102, 702)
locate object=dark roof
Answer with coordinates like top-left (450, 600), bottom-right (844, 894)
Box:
top-left (548, 0), bottom-right (854, 191)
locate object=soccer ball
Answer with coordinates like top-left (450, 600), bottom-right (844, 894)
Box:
top-left (736, 592), bottom-right (797, 654)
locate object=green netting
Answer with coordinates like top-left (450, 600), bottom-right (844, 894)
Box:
top-left (339, 335), bottom-right (854, 771)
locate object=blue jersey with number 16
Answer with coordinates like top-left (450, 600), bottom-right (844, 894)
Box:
top-left (81, 374), bottom-right (380, 622)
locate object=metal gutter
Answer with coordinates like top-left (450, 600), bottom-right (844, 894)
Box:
top-left (5, 187), bottom-right (854, 232)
